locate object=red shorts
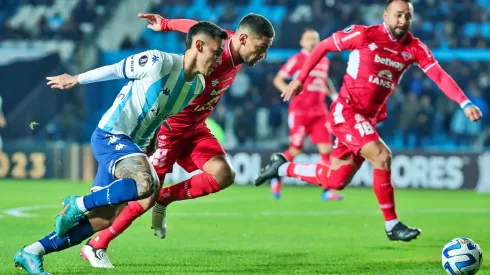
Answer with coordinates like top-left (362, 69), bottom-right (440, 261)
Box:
top-left (329, 99), bottom-right (380, 167)
top-left (288, 111), bottom-right (332, 149)
top-left (149, 126), bottom-right (226, 177)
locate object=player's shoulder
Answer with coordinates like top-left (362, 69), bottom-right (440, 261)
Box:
top-left (152, 50), bottom-right (184, 72)
top-left (339, 24), bottom-right (368, 34)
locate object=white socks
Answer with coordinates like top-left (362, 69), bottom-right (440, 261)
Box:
top-left (76, 197), bottom-right (87, 212)
top-left (385, 218), bottom-right (400, 231)
top-left (278, 163), bottom-right (290, 177)
top-left (24, 242), bottom-right (45, 256)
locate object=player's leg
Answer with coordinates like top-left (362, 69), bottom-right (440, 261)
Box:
top-left (152, 130), bottom-right (234, 235)
top-left (310, 114), bottom-right (343, 200)
top-left (16, 200), bottom-right (122, 274)
top-left (359, 139), bottom-right (421, 241)
top-left (255, 141), bottom-right (361, 192)
top-left (270, 113), bottom-right (306, 198)
top-left (81, 136), bottom-right (183, 268)
top-left (54, 129), bottom-right (159, 237)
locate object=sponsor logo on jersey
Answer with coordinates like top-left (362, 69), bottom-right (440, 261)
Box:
top-left (160, 88), bottom-right (171, 96)
top-left (151, 55), bottom-right (159, 65)
top-left (211, 79), bottom-right (219, 86)
top-left (139, 55), bottom-right (148, 66)
top-left (374, 54), bottom-right (404, 71)
top-left (343, 25), bottom-right (354, 33)
top-left (402, 51), bottom-right (413, 61)
top-left (378, 70), bottom-right (393, 81)
top-left (368, 70), bottom-right (395, 89)
top-left (368, 43), bottom-right (378, 51)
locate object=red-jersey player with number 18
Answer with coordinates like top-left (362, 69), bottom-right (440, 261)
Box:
top-left (255, 0), bottom-right (482, 242)
top-left (269, 28), bottom-right (342, 201)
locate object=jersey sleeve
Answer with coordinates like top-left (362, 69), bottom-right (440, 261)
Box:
top-left (278, 55), bottom-right (301, 79)
top-left (413, 40), bottom-right (438, 73)
top-left (122, 50), bottom-right (173, 81)
top-left (331, 25), bottom-right (366, 51)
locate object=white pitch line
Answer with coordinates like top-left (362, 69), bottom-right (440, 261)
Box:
top-left (2, 205), bottom-right (59, 217)
top-left (1, 205), bottom-right (489, 218)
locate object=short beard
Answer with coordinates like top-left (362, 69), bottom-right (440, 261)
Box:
top-left (391, 27), bottom-right (407, 40)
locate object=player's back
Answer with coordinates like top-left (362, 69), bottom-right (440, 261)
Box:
top-left (280, 50), bottom-right (331, 115)
top-left (334, 24), bottom-right (437, 117)
top-left (163, 30), bottom-right (242, 133)
top-left (98, 50), bottom-right (205, 149)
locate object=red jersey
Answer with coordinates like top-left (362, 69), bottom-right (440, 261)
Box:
top-left (331, 24), bottom-right (438, 118)
top-left (279, 50), bottom-right (330, 115)
top-left (161, 30), bottom-right (241, 134)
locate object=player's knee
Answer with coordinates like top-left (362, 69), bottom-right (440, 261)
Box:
top-left (136, 176), bottom-right (159, 199)
top-left (374, 148), bottom-right (392, 169)
top-left (214, 163), bottom-right (235, 189)
top-left (218, 166), bottom-right (235, 189)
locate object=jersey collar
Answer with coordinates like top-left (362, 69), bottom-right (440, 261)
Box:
top-left (382, 23), bottom-right (397, 42)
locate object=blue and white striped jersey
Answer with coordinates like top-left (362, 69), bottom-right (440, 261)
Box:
top-left (98, 50), bottom-right (205, 150)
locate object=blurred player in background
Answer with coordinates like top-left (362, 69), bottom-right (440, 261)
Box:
top-left (270, 28), bottom-right (342, 201)
top-left (13, 21), bottom-right (228, 275)
top-left (81, 13), bottom-right (274, 268)
top-left (0, 95), bottom-right (6, 154)
top-left (256, 0), bottom-right (482, 242)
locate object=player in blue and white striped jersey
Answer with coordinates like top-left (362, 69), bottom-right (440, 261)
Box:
top-left (14, 21), bottom-right (228, 275)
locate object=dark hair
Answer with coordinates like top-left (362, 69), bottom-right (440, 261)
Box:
top-left (186, 21), bottom-right (228, 50)
top-left (237, 13), bottom-right (275, 38)
top-left (386, 0), bottom-right (412, 9)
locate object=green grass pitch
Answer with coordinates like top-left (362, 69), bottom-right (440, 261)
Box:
top-left (1, 180), bottom-right (489, 274)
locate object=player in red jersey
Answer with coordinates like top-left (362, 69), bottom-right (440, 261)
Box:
top-left (256, 0), bottom-right (482, 242)
top-left (269, 28), bottom-right (343, 201)
top-left (81, 13), bottom-right (274, 268)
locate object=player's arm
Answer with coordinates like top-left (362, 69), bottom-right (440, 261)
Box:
top-left (415, 42), bottom-right (482, 122)
top-left (326, 78), bottom-right (338, 100)
top-left (138, 13), bottom-right (197, 33)
top-left (273, 56), bottom-right (298, 94)
top-left (283, 25), bottom-right (365, 101)
top-left (273, 72), bottom-right (289, 94)
top-left (46, 50), bottom-right (170, 89)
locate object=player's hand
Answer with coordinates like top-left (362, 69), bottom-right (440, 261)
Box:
top-left (46, 74), bottom-right (78, 90)
top-left (464, 105), bottom-right (482, 122)
top-left (138, 13), bottom-right (165, 31)
top-left (282, 80), bottom-right (303, 101)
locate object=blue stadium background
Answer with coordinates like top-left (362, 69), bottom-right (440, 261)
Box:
top-left (1, 0), bottom-right (490, 156)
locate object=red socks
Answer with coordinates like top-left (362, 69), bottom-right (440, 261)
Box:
top-left (285, 162), bottom-right (353, 191)
top-left (320, 153), bottom-right (330, 167)
top-left (283, 150), bottom-right (294, 162)
top-left (286, 163), bottom-right (327, 187)
top-left (372, 169), bottom-right (397, 221)
top-left (158, 173), bottom-right (221, 205)
top-left (89, 201), bottom-right (145, 249)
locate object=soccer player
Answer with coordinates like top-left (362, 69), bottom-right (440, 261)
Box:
top-left (256, 0), bottom-right (482, 242)
top-left (81, 13), bottom-right (274, 268)
top-left (14, 21), bottom-right (228, 275)
top-left (270, 28), bottom-right (342, 201)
